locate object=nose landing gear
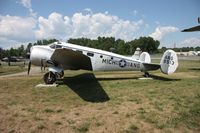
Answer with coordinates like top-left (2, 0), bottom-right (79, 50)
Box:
top-left (43, 71), bottom-right (56, 84)
top-left (144, 72), bottom-right (150, 77)
top-left (43, 70), bottom-right (64, 84)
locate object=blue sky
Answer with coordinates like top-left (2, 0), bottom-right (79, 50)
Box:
top-left (0, 0), bottom-right (200, 49)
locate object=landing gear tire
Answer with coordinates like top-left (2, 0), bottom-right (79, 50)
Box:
top-left (43, 71), bottom-right (56, 84)
top-left (60, 70), bottom-right (64, 78)
top-left (144, 72), bottom-right (150, 77)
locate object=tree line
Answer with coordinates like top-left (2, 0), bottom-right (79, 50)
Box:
top-left (68, 36), bottom-right (160, 54)
top-left (0, 37), bottom-right (199, 59)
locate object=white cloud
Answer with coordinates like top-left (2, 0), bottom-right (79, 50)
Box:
top-left (36, 12), bottom-right (144, 41)
top-left (180, 37), bottom-right (200, 47)
top-left (20, 0), bottom-right (31, 9)
top-left (19, 0), bottom-right (36, 17)
top-left (0, 15), bottom-right (36, 41)
top-left (149, 26), bottom-right (179, 40)
top-left (35, 12), bottom-right (72, 39)
top-left (0, 37), bottom-right (18, 49)
top-left (0, 10), bottom-right (146, 48)
top-left (83, 8), bottom-right (93, 14)
top-left (0, 15), bottom-right (37, 48)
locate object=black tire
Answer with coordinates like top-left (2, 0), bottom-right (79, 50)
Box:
top-left (144, 72), bottom-right (150, 77)
top-left (43, 72), bottom-right (56, 84)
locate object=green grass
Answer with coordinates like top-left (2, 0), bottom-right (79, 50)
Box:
top-left (125, 124), bottom-right (139, 133)
top-left (43, 108), bottom-right (54, 113)
top-left (75, 122), bottom-right (90, 133)
top-left (0, 62), bottom-right (26, 76)
top-left (0, 60), bottom-right (200, 132)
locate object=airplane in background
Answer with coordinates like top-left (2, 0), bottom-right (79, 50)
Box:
top-left (28, 42), bottom-right (178, 84)
top-left (182, 17), bottom-right (200, 32)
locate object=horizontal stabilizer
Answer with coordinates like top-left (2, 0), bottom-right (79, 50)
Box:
top-left (142, 63), bottom-right (160, 71)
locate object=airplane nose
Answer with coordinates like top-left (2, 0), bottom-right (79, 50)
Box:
top-left (30, 46), bottom-right (33, 53)
top-left (30, 46), bottom-right (37, 65)
top-left (30, 46), bottom-right (53, 66)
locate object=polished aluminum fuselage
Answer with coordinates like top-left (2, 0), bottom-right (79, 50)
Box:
top-left (30, 42), bottom-right (145, 71)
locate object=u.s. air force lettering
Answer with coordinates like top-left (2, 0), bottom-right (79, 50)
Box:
top-left (102, 58), bottom-right (140, 68)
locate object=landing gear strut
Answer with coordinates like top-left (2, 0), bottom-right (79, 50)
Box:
top-left (43, 71), bottom-right (56, 84)
top-left (60, 70), bottom-right (64, 78)
top-left (144, 72), bottom-right (150, 77)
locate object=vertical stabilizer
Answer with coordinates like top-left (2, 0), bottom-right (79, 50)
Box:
top-left (132, 47), bottom-right (142, 60)
top-left (160, 50), bottom-right (178, 74)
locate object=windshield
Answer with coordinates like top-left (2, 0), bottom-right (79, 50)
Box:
top-left (49, 43), bottom-right (62, 49)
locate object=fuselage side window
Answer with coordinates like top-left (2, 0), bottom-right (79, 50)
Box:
top-left (87, 52), bottom-right (94, 57)
top-left (76, 50), bottom-right (83, 54)
top-left (50, 44), bottom-right (62, 49)
top-left (56, 45), bottom-right (62, 49)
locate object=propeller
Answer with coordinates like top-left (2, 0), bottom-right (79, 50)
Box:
top-left (27, 61), bottom-right (31, 75)
top-left (27, 45), bottom-right (33, 75)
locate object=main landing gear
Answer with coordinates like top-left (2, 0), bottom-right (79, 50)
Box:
top-left (43, 70), bottom-right (64, 84)
top-left (144, 72), bottom-right (150, 77)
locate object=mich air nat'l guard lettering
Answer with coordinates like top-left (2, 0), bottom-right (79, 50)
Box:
top-left (102, 58), bottom-right (140, 68)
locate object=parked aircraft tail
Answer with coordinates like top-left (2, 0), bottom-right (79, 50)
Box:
top-left (139, 52), bottom-right (151, 63)
top-left (132, 47), bottom-right (142, 60)
top-left (160, 50), bottom-right (178, 74)
top-left (141, 50), bottom-right (178, 75)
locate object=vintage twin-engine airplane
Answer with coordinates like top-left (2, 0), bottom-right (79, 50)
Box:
top-left (28, 41), bottom-right (178, 84)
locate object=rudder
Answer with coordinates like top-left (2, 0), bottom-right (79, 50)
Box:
top-left (160, 50), bottom-right (178, 74)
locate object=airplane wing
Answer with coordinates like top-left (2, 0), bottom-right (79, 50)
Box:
top-left (142, 63), bottom-right (160, 71)
top-left (181, 25), bottom-right (200, 32)
top-left (50, 48), bottom-right (92, 70)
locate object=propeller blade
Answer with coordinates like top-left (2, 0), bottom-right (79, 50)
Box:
top-left (27, 61), bottom-right (31, 75)
top-left (41, 59), bottom-right (43, 71)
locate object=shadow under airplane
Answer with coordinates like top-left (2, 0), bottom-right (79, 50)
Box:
top-left (59, 73), bottom-right (110, 103)
top-left (57, 73), bottom-right (180, 102)
top-left (188, 68), bottom-right (200, 71)
top-left (149, 74), bottom-right (181, 81)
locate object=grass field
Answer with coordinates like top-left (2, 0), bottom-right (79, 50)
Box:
top-left (0, 62), bottom-right (26, 76)
top-left (0, 60), bottom-right (200, 133)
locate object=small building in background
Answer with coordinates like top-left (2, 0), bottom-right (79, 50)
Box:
top-left (176, 51), bottom-right (198, 56)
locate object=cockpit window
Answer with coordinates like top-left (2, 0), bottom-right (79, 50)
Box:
top-left (50, 44), bottom-right (56, 49)
top-left (56, 45), bottom-right (62, 49)
top-left (50, 44), bottom-right (62, 49)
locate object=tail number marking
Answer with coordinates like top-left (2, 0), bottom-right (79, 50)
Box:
top-left (163, 56), bottom-right (174, 65)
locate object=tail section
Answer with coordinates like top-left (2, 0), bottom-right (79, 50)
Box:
top-left (132, 47), bottom-right (142, 60)
top-left (160, 50), bottom-right (178, 74)
top-left (140, 52), bottom-right (151, 63)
